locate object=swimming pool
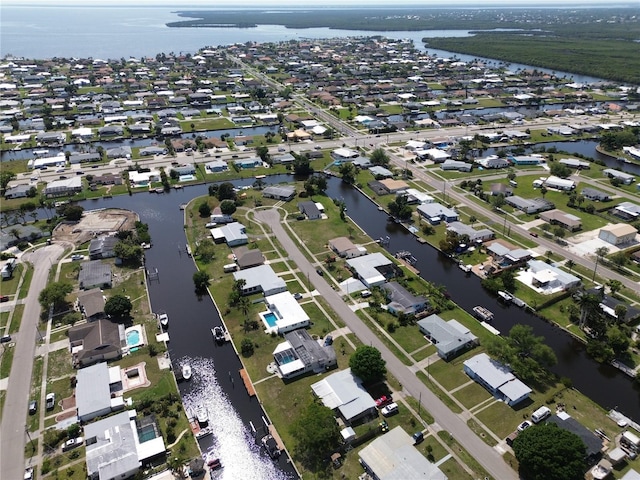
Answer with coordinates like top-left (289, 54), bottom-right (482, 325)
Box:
top-left (126, 330), bottom-right (140, 346)
top-left (263, 312), bottom-right (278, 328)
top-left (179, 174), bottom-right (196, 182)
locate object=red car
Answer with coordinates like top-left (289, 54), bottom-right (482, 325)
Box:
top-left (375, 395), bottom-right (390, 408)
top-left (0, 295), bottom-right (8, 302)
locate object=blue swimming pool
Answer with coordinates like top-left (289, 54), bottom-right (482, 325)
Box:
top-left (126, 330), bottom-right (140, 346)
top-left (263, 312), bottom-right (278, 328)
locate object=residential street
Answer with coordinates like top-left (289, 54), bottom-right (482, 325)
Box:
top-left (254, 208), bottom-right (518, 480)
top-left (1, 244), bottom-right (64, 480)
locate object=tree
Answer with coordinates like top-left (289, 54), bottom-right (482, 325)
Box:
top-left (370, 148), bottom-right (390, 166)
top-left (490, 193), bottom-right (506, 210)
top-left (610, 251), bottom-right (628, 270)
top-left (219, 199), bottom-right (236, 216)
top-left (104, 294), bottom-right (133, 319)
top-left (565, 259), bottom-right (575, 272)
top-left (240, 338), bottom-right (254, 357)
top-left (607, 324), bottom-right (630, 355)
top-left (59, 204), bottom-right (84, 221)
top-left (216, 182), bottom-right (236, 201)
top-left (256, 145), bottom-right (270, 164)
top-left (539, 186), bottom-right (548, 198)
top-left (198, 201), bottom-right (211, 218)
top-left (513, 423), bottom-right (586, 480)
top-left (485, 324), bottom-right (556, 381)
top-left (293, 154), bottom-right (312, 176)
top-left (38, 282), bottom-right (73, 312)
top-left (607, 279), bottom-right (623, 297)
top-left (0, 171), bottom-right (16, 193)
top-left (349, 345), bottom-right (386, 384)
top-left (387, 194), bottom-right (412, 221)
top-left (114, 241), bottom-right (142, 265)
top-left (290, 401), bottom-right (341, 471)
top-left (338, 162), bottom-right (356, 184)
top-left (193, 271), bottom-right (210, 293)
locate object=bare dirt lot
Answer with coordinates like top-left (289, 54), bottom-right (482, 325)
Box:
top-left (53, 208), bottom-right (138, 245)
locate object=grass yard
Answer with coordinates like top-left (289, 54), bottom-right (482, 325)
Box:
top-left (46, 349), bottom-right (74, 380)
top-left (426, 357), bottom-right (470, 392)
top-left (453, 381), bottom-right (492, 410)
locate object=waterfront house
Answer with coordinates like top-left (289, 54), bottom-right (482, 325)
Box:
top-left (262, 185), bottom-right (296, 201)
top-left (417, 203), bottom-right (459, 224)
top-left (76, 288), bottom-right (106, 321)
top-left (261, 291), bottom-right (310, 334)
top-left (520, 259), bottom-right (581, 294)
top-left (210, 222), bottom-right (248, 247)
top-left (298, 201), bottom-right (322, 220)
top-left (382, 281), bottom-right (430, 316)
top-left (89, 235), bottom-right (119, 259)
top-left (233, 246), bottom-right (264, 270)
top-left (68, 319), bottom-right (125, 367)
top-left (346, 253), bottom-right (396, 288)
top-left (329, 237), bottom-right (367, 259)
top-left (446, 222), bottom-right (494, 242)
top-left (79, 261), bottom-right (113, 290)
top-left (418, 314), bottom-right (478, 360)
top-left (44, 177), bottom-right (83, 198)
top-left (76, 362), bottom-right (125, 422)
top-left (272, 329), bottom-right (337, 380)
top-left (232, 264), bottom-right (286, 296)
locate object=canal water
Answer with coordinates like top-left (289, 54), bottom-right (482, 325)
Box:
top-left (93, 188), bottom-right (297, 480)
top-left (83, 172), bottom-right (639, 437)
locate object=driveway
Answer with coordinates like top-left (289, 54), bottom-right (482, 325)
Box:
top-left (253, 208), bottom-right (517, 480)
top-left (0, 244), bottom-right (64, 480)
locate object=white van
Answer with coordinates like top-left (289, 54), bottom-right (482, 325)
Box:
top-left (509, 180), bottom-right (518, 187)
top-left (531, 406), bottom-right (551, 424)
top-left (223, 263), bottom-right (238, 273)
top-left (360, 290), bottom-right (372, 298)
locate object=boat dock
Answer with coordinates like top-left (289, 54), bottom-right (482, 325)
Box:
top-left (189, 417), bottom-right (213, 439)
top-left (239, 368), bottom-right (256, 397)
top-left (395, 250), bottom-right (420, 274)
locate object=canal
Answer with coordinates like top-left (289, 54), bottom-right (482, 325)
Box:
top-left (84, 171), bottom-right (639, 441)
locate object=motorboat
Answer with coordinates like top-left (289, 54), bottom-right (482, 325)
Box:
top-left (472, 306), bottom-right (494, 322)
top-left (182, 364), bottom-right (192, 381)
top-left (207, 457), bottom-right (222, 470)
top-left (196, 407), bottom-right (209, 425)
top-left (212, 326), bottom-right (225, 343)
top-left (157, 312), bottom-right (169, 328)
top-left (497, 291), bottom-right (514, 303)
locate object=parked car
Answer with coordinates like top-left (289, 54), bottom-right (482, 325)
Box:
top-left (71, 254), bottom-right (84, 261)
top-left (0, 335), bottom-right (11, 344)
top-left (293, 293), bottom-right (303, 300)
top-left (413, 431), bottom-right (424, 444)
top-left (517, 420), bottom-right (532, 432)
top-left (380, 402), bottom-right (398, 417)
top-left (316, 268), bottom-right (324, 276)
top-left (24, 467), bottom-right (33, 480)
top-left (45, 392), bottom-right (55, 410)
top-left (0, 295), bottom-right (9, 302)
top-left (375, 395), bottom-right (390, 408)
top-left (28, 400), bottom-right (37, 415)
top-left (62, 437), bottom-right (83, 452)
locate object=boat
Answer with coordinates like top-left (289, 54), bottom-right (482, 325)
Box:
top-left (472, 306), bottom-right (494, 322)
top-left (196, 407), bottom-right (208, 425)
top-left (157, 312), bottom-right (169, 328)
top-left (207, 457), bottom-right (222, 470)
top-left (497, 291), bottom-right (513, 303)
top-left (459, 263), bottom-right (472, 273)
top-left (182, 364), bottom-right (192, 381)
top-left (212, 326), bottom-right (225, 343)
top-left (186, 245), bottom-right (192, 257)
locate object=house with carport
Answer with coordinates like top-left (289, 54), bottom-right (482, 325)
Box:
top-left (232, 264), bottom-right (287, 296)
top-left (210, 222), bottom-right (248, 247)
top-left (418, 314), bottom-right (478, 360)
top-left (417, 203), bottom-right (459, 224)
top-left (262, 185), bottom-right (296, 201)
top-left (346, 253), bottom-right (396, 288)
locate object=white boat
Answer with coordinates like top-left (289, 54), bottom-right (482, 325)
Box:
top-left (196, 407), bottom-right (208, 425)
top-left (472, 306), bottom-right (494, 322)
top-left (212, 326), bottom-right (225, 343)
top-left (497, 291), bottom-right (513, 303)
top-left (182, 364), bottom-right (192, 381)
top-left (157, 312), bottom-right (169, 328)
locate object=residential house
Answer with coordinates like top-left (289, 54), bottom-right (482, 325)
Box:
top-left (508, 154), bottom-right (544, 165)
top-left (598, 224), bottom-right (637, 246)
top-left (77, 288), bottom-right (106, 321)
top-left (210, 222), bottom-right (248, 247)
top-left (417, 203), bottom-right (459, 224)
top-left (603, 169), bottom-right (635, 185)
top-left (262, 185), bottom-right (296, 201)
top-left (369, 165), bottom-right (394, 178)
top-left (418, 314), bottom-right (478, 360)
top-left (44, 177), bottom-right (83, 197)
top-left (210, 206), bottom-right (234, 224)
top-left (261, 291), bottom-right (311, 334)
top-left (581, 188), bottom-right (610, 202)
top-left (331, 148), bottom-right (360, 161)
top-left (310, 368), bottom-right (377, 425)
top-left (204, 159), bottom-right (228, 173)
top-left (298, 201), bottom-right (322, 220)
top-left (85, 410), bottom-right (166, 480)
top-left (446, 222), bottom-right (494, 242)
top-left (232, 264), bottom-right (287, 296)
top-left (487, 241), bottom-right (532, 268)
top-left (233, 246), bottom-right (264, 269)
top-left (234, 158), bottom-right (261, 169)
top-left (68, 319), bottom-right (125, 367)
top-left (359, 427), bottom-right (447, 480)
top-left (404, 188), bottom-right (435, 204)
top-left (543, 176), bottom-right (576, 191)
top-left (79, 261), bottom-right (113, 290)
top-left (523, 259), bottom-right (581, 294)
top-left (539, 209), bottom-right (582, 231)
top-left (89, 235), bottom-right (119, 259)
top-left (4, 184), bottom-right (32, 199)
top-left (559, 158), bottom-right (590, 170)
top-left (476, 155), bottom-right (510, 169)
top-left (346, 253), bottom-right (396, 288)
top-left (546, 413), bottom-right (603, 462)
top-left (440, 159), bottom-right (472, 172)
top-left (272, 329), bottom-right (337, 379)
top-left (611, 202), bottom-right (640, 221)
top-left (69, 153), bottom-right (101, 164)
top-left (505, 196), bottom-right (555, 214)
top-left (76, 362), bottom-right (125, 422)
top-left (463, 353), bottom-right (532, 406)
top-left (329, 237), bottom-right (367, 259)
top-left (382, 281), bottom-right (430, 316)
top-left (490, 183), bottom-right (513, 197)
top-left (378, 178), bottom-right (409, 194)
top-left (92, 174), bottom-right (123, 186)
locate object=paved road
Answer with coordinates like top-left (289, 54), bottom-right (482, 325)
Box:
top-left (254, 209), bottom-right (517, 480)
top-left (1, 244), bottom-right (64, 480)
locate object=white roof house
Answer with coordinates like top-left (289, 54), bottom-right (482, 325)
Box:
top-left (44, 177), bottom-right (83, 197)
top-left (598, 224), bottom-right (638, 246)
top-left (129, 170), bottom-right (160, 187)
top-left (311, 368), bottom-right (377, 425)
top-left (463, 353), bottom-right (531, 406)
top-left (404, 188), bottom-right (435, 204)
top-left (233, 264), bottom-right (286, 297)
top-left (519, 259), bottom-right (581, 294)
top-left (346, 252), bottom-right (394, 288)
top-left (211, 222), bottom-right (248, 247)
top-left (359, 426), bottom-right (447, 480)
top-left (417, 314), bottom-right (478, 360)
top-left (85, 410), bottom-right (165, 480)
top-left (331, 148), bottom-right (360, 160)
top-left (261, 291), bottom-right (310, 334)
top-left (76, 362), bottom-right (124, 422)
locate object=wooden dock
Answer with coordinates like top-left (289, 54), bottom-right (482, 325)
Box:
top-left (239, 368), bottom-right (256, 397)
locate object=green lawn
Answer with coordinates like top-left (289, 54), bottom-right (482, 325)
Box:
top-left (453, 382), bottom-right (492, 409)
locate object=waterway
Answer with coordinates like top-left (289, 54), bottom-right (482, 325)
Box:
top-left (82, 173), bottom-right (639, 437)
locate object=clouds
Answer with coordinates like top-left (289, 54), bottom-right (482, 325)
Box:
top-left (3, 0), bottom-right (619, 6)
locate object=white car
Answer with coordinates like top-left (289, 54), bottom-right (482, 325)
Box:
top-left (517, 421), bottom-right (532, 432)
top-left (45, 392), bottom-right (55, 410)
top-left (71, 254), bottom-right (84, 261)
top-left (62, 437), bottom-right (84, 451)
top-left (380, 402), bottom-right (398, 417)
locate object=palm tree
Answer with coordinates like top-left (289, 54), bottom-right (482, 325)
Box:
top-left (167, 456), bottom-right (186, 478)
top-left (576, 291), bottom-right (601, 329)
top-left (565, 259), bottom-right (575, 272)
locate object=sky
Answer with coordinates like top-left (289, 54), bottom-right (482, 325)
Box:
top-left (3, 0), bottom-right (629, 6)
